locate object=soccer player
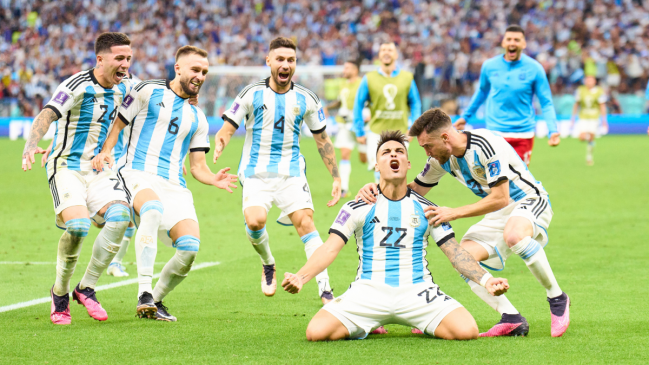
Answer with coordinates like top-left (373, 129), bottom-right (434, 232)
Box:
top-left (92, 46), bottom-right (238, 321)
top-left (570, 76), bottom-right (607, 165)
top-left (213, 37), bottom-right (341, 304)
top-left (282, 131), bottom-right (509, 341)
top-left (454, 25), bottom-right (560, 165)
top-left (326, 59), bottom-right (366, 197)
top-left (21, 33), bottom-right (135, 325)
top-left (352, 42), bottom-right (422, 182)
top-left (357, 109), bottom-right (571, 337)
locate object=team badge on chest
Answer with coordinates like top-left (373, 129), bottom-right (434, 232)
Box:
top-left (472, 161), bottom-right (486, 178)
top-left (293, 106), bottom-right (301, 115)
top-left (410, 214), bottom-right (420, 228)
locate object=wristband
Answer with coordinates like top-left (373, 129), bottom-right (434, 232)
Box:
top-left (479, 272), bottom-right (493, 287)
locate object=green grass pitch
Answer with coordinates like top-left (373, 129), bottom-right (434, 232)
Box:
top-left (1, 135), bottom-right (648, 364)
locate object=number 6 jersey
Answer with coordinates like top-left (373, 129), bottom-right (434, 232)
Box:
top-left (115, 79), bottom-right (210, 188)
top-left (328, 188), bottom-right (455, 287)
top-left (222, 78), bottom-right (326, 179)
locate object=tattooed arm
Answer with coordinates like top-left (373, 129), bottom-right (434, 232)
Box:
top-left (314, 130), bottom-right (342, 207)
top-left (438, 237), bottom-right (509, 296)
top-left (22, 108), bottom-right (58, 171)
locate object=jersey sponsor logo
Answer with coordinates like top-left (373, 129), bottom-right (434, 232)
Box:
top-left (122, 95), bottom-right (134, 109)
top-left (53, 91), bottom-right (71, 105)
top-left (410, 214), bottom-right (420, 228)
top-left (335, 210), bottom-right (351, 225)
top-left (488, 161), bottom-right (501, 177)
top-left (318, 108), bottom-right (325, 122)
top-left (156, 101), bottom-right (165, 108)
top-left (383, 84), bottom-right (398, 110)
top-left (229, 102), bottom-right (240, 114)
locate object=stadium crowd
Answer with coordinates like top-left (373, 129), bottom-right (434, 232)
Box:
top-left (2, 0), bottom-right (649, 117)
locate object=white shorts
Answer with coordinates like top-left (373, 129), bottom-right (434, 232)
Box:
top-left (461, 196), bottom-right (553, 271)
top-left (48, 169), bottom-right (128, 229)
top-left (118, 169), bottom-right (197, 247)
top-left (366, 130), bottom-right (409, 170)
top-left (334, 123), bottom-right (366, 154)
top-left (323, 280), bottom-right (463, 339)
top-left (576, 119), bottom-right (599, 135)
top-left (241, 172), bottom-right (314, 226)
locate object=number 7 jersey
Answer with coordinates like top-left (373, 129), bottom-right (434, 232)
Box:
top-left (222, 78), bottom-right (327, 179)
top-left (115, 79), bottom-right (210, 188)
top-left (328, 188), bottom-right (455, 287)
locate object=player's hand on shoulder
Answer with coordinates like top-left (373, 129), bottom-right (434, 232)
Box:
top-left (22, 146), bottom-right (45, 171)
top-left (454, 118), bottom-right (467, 130)
top-left (424, 205), bottom-right (457, 226)
top-left (281, 272), bottom-right (303, 294)
top-left (91, 151), bottom-right (113, 172)
top-left (212, 167), bottom-right (238, 193)
top-left (355, 183), bottom-right (378, 204)
top-left (485, 277), bottom-right (509, 296)
top-left (548, 133), bottom-right (561, 146)
top-left (188, 94), bottom-right (199, 106)
top-left (328, 179), bottom-right (342, 207)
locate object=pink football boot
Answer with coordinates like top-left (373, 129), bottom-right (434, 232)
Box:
top-left (73, 284), bottom-right (108, 321)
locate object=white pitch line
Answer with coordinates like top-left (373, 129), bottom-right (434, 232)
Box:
top-left (0, 261), bottom-right (220, 313)
top-left (0, 262), bottom-right (168, 265)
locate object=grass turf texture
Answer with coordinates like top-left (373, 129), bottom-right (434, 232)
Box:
top-left (1, 135), bottom-right (648, 364)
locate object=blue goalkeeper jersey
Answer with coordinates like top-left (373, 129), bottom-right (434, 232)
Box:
top-left (461, 54), bottom-right (558, 137)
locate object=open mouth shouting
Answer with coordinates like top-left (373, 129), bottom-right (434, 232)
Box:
top-left (277, 70), bottom-right (290, 83)
top-left (507, 47), bottom-right (519, 59)
top-left (190, 79), bottom-right (202, 90)
top-left (115, 71), bottom-right (126, 81)
top-left (390, 159), bottom-right (400, 172)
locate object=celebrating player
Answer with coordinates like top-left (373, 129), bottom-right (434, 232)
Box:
top-left (92, 46), bottom-right (237, 321)
top-left (357, 109), bottom-right (570, 337)
top-left (282, 131), bottom-right (509, 341)
top-left (326, 59), bottom-right (366, 197)
top-left (352, 42), bottom-right (422, 182)
top-left (454, 25), bottom-right (560, 165)
top-left (214, 37), bottom-right (341, 304)
top-left (21, 33), bottom-right (135, 325)
top-left (570, 76), bottom-right (608, 165)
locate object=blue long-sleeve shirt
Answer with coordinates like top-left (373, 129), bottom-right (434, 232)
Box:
top-left (461, 54), bottom-right (558, 137)
top-left (352, 68), bottom-right (422, 137)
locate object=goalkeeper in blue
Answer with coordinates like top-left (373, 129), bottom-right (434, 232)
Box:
top-left (282, 131), bottom-right (509, 341)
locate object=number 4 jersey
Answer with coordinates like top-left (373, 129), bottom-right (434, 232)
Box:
top-left (328, 188), bottom-right (455, 287)
top-left (222, 78), bottom-right (326, 179)
top-left (115, 79), bottom-right (210, 188)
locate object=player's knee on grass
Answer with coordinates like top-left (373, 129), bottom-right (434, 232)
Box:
top-left (429, 308), bottom-right (479, 340)
top-left (140, 200), bottom-right (164, 225)
top-left (305, 312), bottom-right (349, 342)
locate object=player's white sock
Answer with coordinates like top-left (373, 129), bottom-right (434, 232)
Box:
top-left (153, 235), bottom-right (199, 302)
top-left (301, 232), bottom-right (331, 296)
top-left (53, 218), bottom-right (91, 296)
top-left (462, 274), bottom-right (519, 315)
top-left (586, 141), bottom-right (594, 162)
top-left (339, 160), bottom-right (351, 192)
top-left (246, 226), bottom-right (275, 265)
top-left (79, 204), bottom-right (130, 289)
top-left (134, 201), bottom-right (164, 297)
top-left (511, 236), bottom-right (562, 298)
top-left (112, 226), bottom-right (135, 264)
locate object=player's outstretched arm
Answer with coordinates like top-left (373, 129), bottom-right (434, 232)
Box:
top-left (189, 151), bottom-right (237, 192)
top-left (314, 130), bottom-right (342, 207)
top-left (213, 122), bottom-right (237, 163)
top-left (22, 108), bottom-right (57, 171)
top-left (425, 179), bottom-right (509, 226)
top-left (282, 234), bottom-right (345, 294)
top-left (91, 116), bottom-right (127, 171)
top-left (438, 237), bottom-right (509, 296)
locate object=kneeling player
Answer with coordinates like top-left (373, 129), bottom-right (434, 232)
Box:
top-left (94, 46), bottom-right (237, 321)
top-left (282, 131), bottom-right (508, 341)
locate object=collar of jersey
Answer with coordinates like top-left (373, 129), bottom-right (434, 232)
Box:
top-left (458, 131), bottom-right (472, 158)
top-left (265, 77), bottom-right (294, 94)
top-left (378, 67), bottom-right (401, 78)
top-left (166, 79), bottom-right (188, 99)
top-left (376, 186), bottom-right (412, 202)
top-left (87, 68), bottom-right (113, 90)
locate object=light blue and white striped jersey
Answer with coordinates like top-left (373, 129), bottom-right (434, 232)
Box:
top-left (115, 79), bottom-right (211, 188)
top-left (415, 129), bottom-right (549, 204)
top-left (328, 188), bottom-right (455, 287)
top-left (222, 78), bottom-right (326, 179)
top-left (44, 69), bottom-right (135, 179)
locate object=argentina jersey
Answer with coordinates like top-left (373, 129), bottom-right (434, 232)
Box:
top-left (44, 69), bottom-right (134, 180)
top-left (415, 129), bottom-right (548, 203)
top-left (115, 79), bottom-right (210, 187)
top-left (222, 78), bottom-right (326, 179)
top-left (328, 188), bottom-right (455, 287)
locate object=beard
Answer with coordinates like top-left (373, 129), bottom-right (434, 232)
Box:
top-left (271, 67), bottom-right (293, 87)
top-left (180, 76), bottom-right (200, 96)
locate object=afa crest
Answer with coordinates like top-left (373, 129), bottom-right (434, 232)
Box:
top-left (293, 106), bottom-right (301, 115)
top-left (472, 161), bottom-right (485, 178)
top-left (410, 214), bottom-right (420, 228)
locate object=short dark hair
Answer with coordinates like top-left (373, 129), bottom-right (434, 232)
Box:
top-left (175, 45), bottom-right (208, 62)
top-left (269, 37), bottom-right (297, 52)
top-left (505, 24), bottom-right (525, 36)
top-left (408, 108), bottom-right (452, 137)
top-left (345, 58), bottom-right (361, 70)
top-left (95, 32), bottom-right (131, 55)
top-left (376, 130), bottom-right (408, 156)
